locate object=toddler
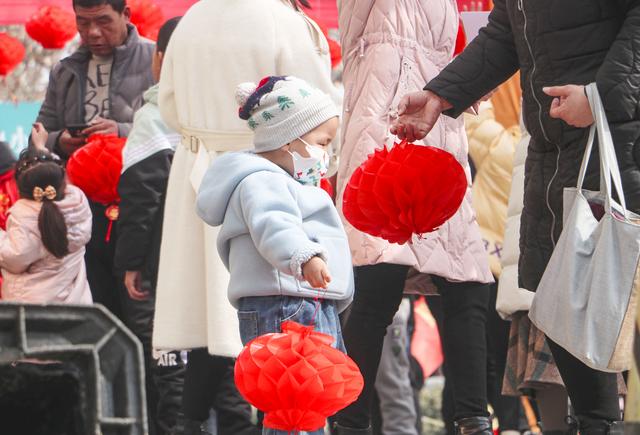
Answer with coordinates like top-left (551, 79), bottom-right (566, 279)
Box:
top-left (196, 76), bottom-right (354, 434)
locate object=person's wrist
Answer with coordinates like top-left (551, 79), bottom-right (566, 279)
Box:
top-left (426, 90), bottom-right (452, 112)
top-left (53, 133), bottom-right (67, 157)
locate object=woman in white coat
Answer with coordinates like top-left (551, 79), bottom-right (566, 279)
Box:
top-left (153, 0), bottom-right (341, 432)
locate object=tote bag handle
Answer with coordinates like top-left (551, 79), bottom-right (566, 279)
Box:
top-left (576, 83), bottom-right (628, 217)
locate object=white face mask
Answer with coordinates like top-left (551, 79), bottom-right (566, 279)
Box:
top-left (288, 138), bottom-right (330, 186)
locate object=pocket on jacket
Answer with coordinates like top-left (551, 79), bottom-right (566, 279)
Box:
top-left (237, 310), bottom-right (259, 345)
top-left (315, 235), bottom-right (353, 298)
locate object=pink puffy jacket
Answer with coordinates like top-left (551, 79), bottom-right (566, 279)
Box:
top-left (337, 0), bottom-right (493, 285)
top-left (0, 185), bottom-right (93, 304)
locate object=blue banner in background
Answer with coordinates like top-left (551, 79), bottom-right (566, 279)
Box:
top-left (0, 102), bottom-right (42, 157)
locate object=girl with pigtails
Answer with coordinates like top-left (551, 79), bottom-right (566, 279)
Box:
top-left (0, 129), bottom-right (92, 304)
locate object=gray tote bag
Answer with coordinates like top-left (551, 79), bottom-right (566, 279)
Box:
top-left (529, 83), bottom-right (640, 372)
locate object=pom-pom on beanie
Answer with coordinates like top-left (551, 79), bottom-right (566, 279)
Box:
top-left (235, 76), bottom-right (338, 153)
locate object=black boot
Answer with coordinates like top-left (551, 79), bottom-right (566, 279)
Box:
top-left (577, 416), bottom-right (624, 435)
top-left (454, 416), bottom-right (493, 435)
top-left (332, 422), bottom-right (372, 435)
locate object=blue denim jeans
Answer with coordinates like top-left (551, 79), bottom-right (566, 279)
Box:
top-left (237, 295), bottom-right (345, 435)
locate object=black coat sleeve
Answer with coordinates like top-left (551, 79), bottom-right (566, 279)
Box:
top-left (115, 149), bottom-right (173, 273)
top-left (596, 0), bottom-right (640, 124)
top-left (425, 0), bottom-right (520, 118)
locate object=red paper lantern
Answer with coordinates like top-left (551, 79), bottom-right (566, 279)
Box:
top-left (25, 5), bottom-right (77, 49)
top-left (0, 33), bottom-right (25, 76)
top-left (454, 19), bottom-right (467, 56)
top-left (128, 0), bottom-right (165, 41)
top-left (343, 141), bottom-right (467, 244)
top-left (328, 37), bottom-right (342, 69)
top-left (66, 134), bottom-right (125, 205)
top-left (235, 321), bottom-right (364, 432)
top-left (320, 178), bottom-right (334, 198)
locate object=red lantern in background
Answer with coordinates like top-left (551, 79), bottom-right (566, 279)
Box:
top-left (328, 37), bottom-right (342, 69)
top-left (66, 134), bottom-right (125, 205)
top-left (0, 33), bottom-right (25, 76)
top-left (128, 0), bottom-right (165, 41)
top-left (67, 134), bottom-right (125, 242)
top-left (320, 178), bottom-right (334, 198)
top-left (454, 19), bottom-right (467, 56)
top-left (25, 5), bottom-right (77, 49)
top-left (343, 141), bottom-right (467, 244)
top-left (235, 321), bottom-right (364, 432)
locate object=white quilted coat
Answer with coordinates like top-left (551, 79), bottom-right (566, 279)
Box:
top-left (496, 121), bottom-right (534, 319)
top-left (336, 0), bottom-right (493, 285)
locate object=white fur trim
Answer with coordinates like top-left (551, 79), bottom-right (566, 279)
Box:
top-left (290, 247), bottom-right (328, 281)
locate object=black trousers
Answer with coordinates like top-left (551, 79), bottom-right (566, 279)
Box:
top-left (546, 339), bottom-right (620, 422)
top-left (182, 349), bottom-right (256, 435)
top-left (120, 286), bottom-right (186, 435)
top-left (437, 283), bottom-right (521, 434)
top-left (85, 202), bottom-right (123, 318)
top-left (85, 203), bottom-right (186, 435)
top-left (336, 263), bottom-right (490, 429)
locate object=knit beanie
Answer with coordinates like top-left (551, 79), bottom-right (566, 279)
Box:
top-left (235, 76), bottom-right (339, 152)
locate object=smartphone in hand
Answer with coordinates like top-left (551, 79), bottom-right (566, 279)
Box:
top-left (67, 123), bottom-right (89, 137)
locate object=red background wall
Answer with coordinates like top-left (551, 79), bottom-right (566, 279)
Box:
top-left (0, 1), bottom-right (339, 26)
top-left (0, 0), bottom-right (198, 25)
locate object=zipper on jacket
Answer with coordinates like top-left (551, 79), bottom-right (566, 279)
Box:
top-left (109, 51), bottom-right (116, 120)
top-left (519, 0), bottom-right (561, 248)
top-left (61, 60), bottom-right (87, 123)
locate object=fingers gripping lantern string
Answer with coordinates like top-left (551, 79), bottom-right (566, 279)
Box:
top-left (33, 186), bottom-right (57, 202)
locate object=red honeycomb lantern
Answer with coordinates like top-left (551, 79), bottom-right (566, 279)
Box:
top-left (343, 141), bottom-right (467, 244)
top-left (234, 321), bottom-right (364, 432)
top-left (0, 33), bottom-right (25, 76)
top-left (25, 5), bottom-right (77, 49)
top-left (66, 134), bottom-right (125, 205)
top-left (128, 0), bottom-right (165, 41)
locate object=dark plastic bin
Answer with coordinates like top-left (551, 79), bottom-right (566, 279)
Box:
top-left (0, 302), bottom-right (148, 435)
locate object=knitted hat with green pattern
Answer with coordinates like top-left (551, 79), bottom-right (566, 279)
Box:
top-left (235, 76), bottom-right (338, 153)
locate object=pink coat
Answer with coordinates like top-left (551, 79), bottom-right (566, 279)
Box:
top-left (0, 185), bottom-right (93, 304)
top-left (337, 0), bottom-right (493, 285)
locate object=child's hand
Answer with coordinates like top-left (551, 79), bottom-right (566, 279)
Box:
top-left (31, 123), bottom-right (49, 150)
top-left (302, 256), bottom-right (332, 289)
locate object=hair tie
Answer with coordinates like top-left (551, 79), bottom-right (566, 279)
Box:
top-left (33, 185), bottom-right (57, 202)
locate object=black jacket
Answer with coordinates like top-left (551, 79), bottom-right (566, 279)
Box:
top-left (426, 0), bottom-right (640, 291)
top-left (115, 149), bottom-right (173, 291)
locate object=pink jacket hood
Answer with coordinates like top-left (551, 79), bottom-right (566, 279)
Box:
top-left (337, 0), bottom-right (493, 286)
top-left (0, 184), bottom-right (93, 304)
